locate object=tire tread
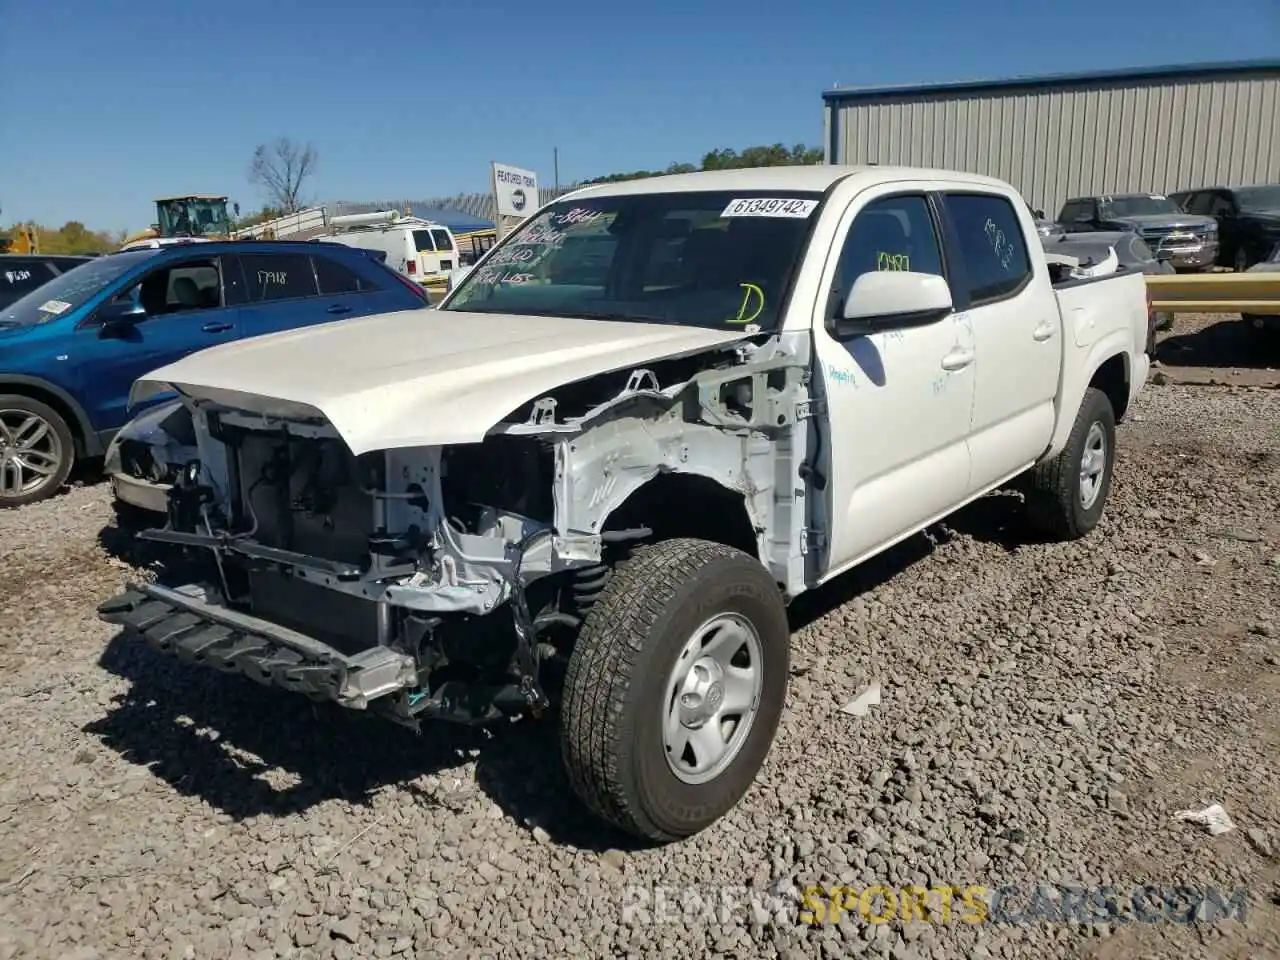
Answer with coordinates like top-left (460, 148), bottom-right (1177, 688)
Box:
top-left (559, 537), bottom-right (757, 841)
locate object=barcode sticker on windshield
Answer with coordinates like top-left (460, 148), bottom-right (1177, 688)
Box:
top-left (38, 299), bottom-right (72, 315)
top-left (721, 198), bottom-right (819, 219)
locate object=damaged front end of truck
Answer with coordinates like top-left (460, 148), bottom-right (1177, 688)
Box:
top-left (97, 329), bottom-right (821, 729)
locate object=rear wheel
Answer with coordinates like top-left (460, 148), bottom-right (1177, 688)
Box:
top-left (0, 395), bottom-right (75, 508)
top-left (1024, 387), bottom-right (1116, 541)
top-left (1233, 247), bottom-right (1252, 273)
top-left (559, 538), bottom-right (790, 842)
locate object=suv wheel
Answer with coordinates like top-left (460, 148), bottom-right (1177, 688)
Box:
top-left (1233, 247), bottom-right (1251, 273)
top-left (559, 537), bottom-right (789, 842)
top-left (0, 395), bottom-right (75, 508)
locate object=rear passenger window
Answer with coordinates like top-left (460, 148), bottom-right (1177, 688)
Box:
top-left (313, 254), bottom-right (379, 295)
top-left (833, 195), bottom-right (944, 307)
top-left (944, 193), bottom-right (1032, 305)
top-left (430, 228), bottom-right (454, 251)
top-left (238, 254), bottom-right (319, 302)
top-left (0, 261), bottom-right (52, 296)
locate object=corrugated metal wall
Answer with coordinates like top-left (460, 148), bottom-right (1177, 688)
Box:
top-left (826, 73), bottom-right (1280, 217)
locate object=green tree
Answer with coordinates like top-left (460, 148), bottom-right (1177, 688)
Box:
top-left (32, 221), bottom-right (118, 255)
top-left (583, 143), bottom-right (823, 185)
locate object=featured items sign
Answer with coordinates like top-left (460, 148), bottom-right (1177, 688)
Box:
top-left (492, 163), bottom-right (539, 219)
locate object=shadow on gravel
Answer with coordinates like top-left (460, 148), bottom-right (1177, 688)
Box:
top-left (1156, 316), bottom-right (1280, 369)
top-left (935, 491), bottom-right (1046, 553)
top-left (87, 631), bottom-right (649, 852)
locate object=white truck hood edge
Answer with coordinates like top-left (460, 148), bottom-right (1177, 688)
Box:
top-left (131, 308), bottom-right (751, 456)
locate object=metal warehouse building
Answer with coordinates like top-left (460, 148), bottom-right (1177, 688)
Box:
top-left (822, 59), bottom-right (1280, 218)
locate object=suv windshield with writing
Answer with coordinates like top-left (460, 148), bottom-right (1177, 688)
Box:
top-left (441, 191), bottom-right (823, 331)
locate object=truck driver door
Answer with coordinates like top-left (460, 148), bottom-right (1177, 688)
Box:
top-left (810, 190), bottom-right (976, 581)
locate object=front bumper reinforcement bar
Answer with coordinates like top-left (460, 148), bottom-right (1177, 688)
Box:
top-left (97, 582), bottom-right (418, 709)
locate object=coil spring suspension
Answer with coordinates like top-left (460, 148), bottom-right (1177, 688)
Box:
top-left (570, 525), bottom-right (653, 617)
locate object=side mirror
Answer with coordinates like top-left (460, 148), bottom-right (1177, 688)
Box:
top-left (97, 299), bottom-right (147, 333)
top-left (827, 271), bottom-right (953, 339)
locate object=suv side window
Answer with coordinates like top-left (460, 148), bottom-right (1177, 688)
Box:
top-left (116, 257), bottom-right (224, 317)
top-left (239, 253), bottom-right (319, 302)
top-left (313, 253), bottom-right (381, 295)
top-left (1208, 193), bottom-right (1236, 216)
top-left (833, 194), bottom-right (944, 306)
top-left (1181, 191), bottom-right (1208, 215)
top-left (1058, 200), bottom-right (1082, 222)
top-left (943, 192), bottom-right (1033, 306)
top-left (0, 259), bottom-right (55, 302)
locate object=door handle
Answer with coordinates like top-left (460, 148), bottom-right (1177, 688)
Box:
top-left (201, 322), bottom-right (233, 333)
top-left (940, 348), bottom-right (975, 371)
top-left (1032, 320), bottom-right (1056, 341)
top-left (326, 304), bottom-right (353, 315)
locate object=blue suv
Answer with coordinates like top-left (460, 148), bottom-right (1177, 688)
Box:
top-left (0, 240), bottom-right (430, 506)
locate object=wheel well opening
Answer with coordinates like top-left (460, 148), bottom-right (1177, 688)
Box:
top-left (601, 472), bottom-right (759, 559)
top-left (1090, 355), bottom-right (1129, 423)
top-left (0, 384), bottom-right (86, 455)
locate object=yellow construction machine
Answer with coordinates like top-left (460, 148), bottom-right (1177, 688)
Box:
top-left (120, 195), bottom-right (236, 249)
top-left (0, 222), bottom-right (38, 254)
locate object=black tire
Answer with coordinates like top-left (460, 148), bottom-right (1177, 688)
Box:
top-left (559, 537), bottom-right (789, 843)
top-left (1025, 387), bottom-right (1116, 541)
top-left (1233, 246), bottom-right (1251, 273)
top-left (0, 394), bottom-right (76, 508)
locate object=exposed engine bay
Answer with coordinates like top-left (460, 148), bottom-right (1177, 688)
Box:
top-left (99, 332), bottom-right (819, 727)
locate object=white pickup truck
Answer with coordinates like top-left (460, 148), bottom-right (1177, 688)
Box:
top-left (98, 165), bottom-right (1150, 843)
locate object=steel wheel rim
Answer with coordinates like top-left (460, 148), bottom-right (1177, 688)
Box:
top-left (1079, 421), bottom-right (1106, 510)
top-left (662, 612), bottom-right (764, 785)
top-left (0, 409), bottom-right (63, 499)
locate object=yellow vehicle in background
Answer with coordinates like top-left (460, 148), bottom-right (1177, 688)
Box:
top-left (120, 195), bottom-right (236, 250)
top-left (0, 222), bottom-right (39, 254)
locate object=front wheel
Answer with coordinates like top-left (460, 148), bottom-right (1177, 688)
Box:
top-left (559, 538), bottom-right (790, 842)
top-left (0, 395), bottom-right (76, 508)
top-left (1024, 387), bottom-right (1116, 540)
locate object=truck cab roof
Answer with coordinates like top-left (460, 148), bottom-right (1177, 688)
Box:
top-left (562, 164), bottom-right (1016, 200)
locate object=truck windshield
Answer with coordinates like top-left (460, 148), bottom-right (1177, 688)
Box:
top-left (0, 251), bottom-right (151, 330)
top-left (441, 190), bottom-right (824, 330)
top-left (159, 199), bottom-right (230, 237)
top-left (1099, 195), bottom-right (1180, 217)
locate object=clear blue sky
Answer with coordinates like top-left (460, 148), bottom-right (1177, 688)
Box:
top-left (1, 0), bottom-right (1276, 233)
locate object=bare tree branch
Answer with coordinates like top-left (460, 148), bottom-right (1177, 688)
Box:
top-left (248, 137), bottom-right (318, 214)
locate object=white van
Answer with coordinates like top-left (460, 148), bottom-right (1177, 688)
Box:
top-left (313, 211), bottom-right (459, 286)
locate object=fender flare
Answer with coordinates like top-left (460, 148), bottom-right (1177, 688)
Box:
top-left (0, 374), bottom-right (103, 457)
top-left (1043, 332), bottom-right (1133, 461)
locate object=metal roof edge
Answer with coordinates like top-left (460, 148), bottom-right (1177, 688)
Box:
top-left (821, 58), bottom-right (1280, 104)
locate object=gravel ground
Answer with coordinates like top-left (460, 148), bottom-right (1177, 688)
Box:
top-left (1, 317), bottom-right (1278, 960)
